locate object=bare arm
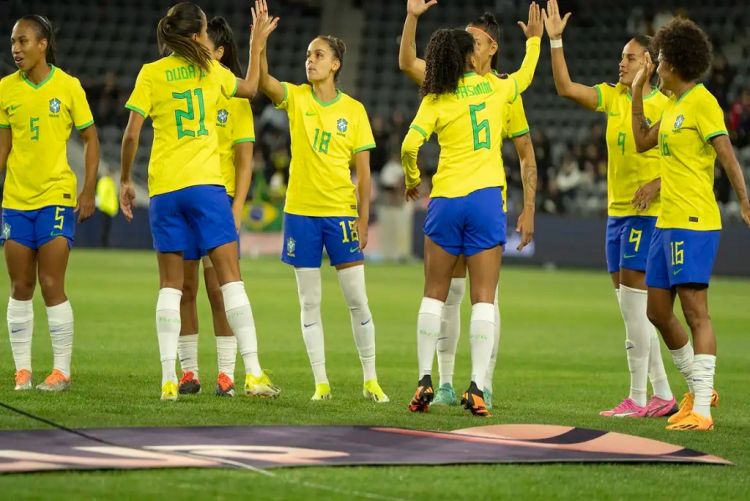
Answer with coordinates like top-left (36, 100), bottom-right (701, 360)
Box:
top-left (354, 150), bottom-right (372, 249)
top-left (258, 46), bottom-right (285, 104)
top-left (119, 111), bottom-right (145, 222)
top-left (0, 128), bottom-right (10, 172)
top-left (512, 133), bottom-right (537, 250)
top-left (232, 142), bottom-right (254, 232)
top-left (631, 54), bottom-right (660, 152)
top-left (76, 125), bottom-right (100, 221)
top-left (398, 1), bottom-right (436, 86)
top-left (712, 134), bottom-right (750, 226)
top-left (542, 0), bottom-right (598, 109)
top-left (236, 0), bottom-right (279, 99)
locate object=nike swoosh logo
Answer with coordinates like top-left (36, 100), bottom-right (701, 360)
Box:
top-left (9, 105), bottom-right (20, 111)
top-left (11, 328), bottom-right (23, 333)
top-left (673, 269), bottom-right (683, 276)
top-left (360, 318), bottom-right (371, 326)
top-left (349, 247), bottom-right (360, 253)
top-left (305, 112), bottom-right (317, 116)
top-left (608, 113), bottom-right (620, 117)
top-left (623, 254), bottom-right (637, 259)
top-left (303, 322), bottom-right (317, 328)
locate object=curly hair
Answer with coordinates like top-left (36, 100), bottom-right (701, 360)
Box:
top-left (468, 12), bottom-right (500, 70)
top-left (653, 18), bottom-right (712, 82)
top-left (421, 29), bottom-right (475, 96)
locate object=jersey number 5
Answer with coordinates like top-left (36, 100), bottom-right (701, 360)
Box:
top-left (172, 89), bottom-right (208, 139)
top-left (469, 103), bottom-right (491, 151)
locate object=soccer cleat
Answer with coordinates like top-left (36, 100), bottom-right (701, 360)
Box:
top-left (363, 379), bottom-right (389, 403)
top-left (311, 382), bottom-right (332, 401)
top-left (431, 383), bottom-right (458, 406)
top-left (215, 372), bottom-right (235, 397)
top-left (14, 369), bottom-right (32, 391)
top-left (36, 369), bottom-right (70, 392)
top-left (461, 381), bottom-right (491, 417)
top-left (245, 371), bottom-right (281, 398)
top-left (161, 380), bottom-right (178, 401)
top-left (178, 371), bottom-right (201, 394)
top-left (665, 411), bottom-right (714, 431)
top-left (644, 395), bottom-right (677, 417)
top-left (599, 398), bottom-right (647, 418)
top-left (668, 390), bottom-right (719, 424)
top-left (407, 375), bottom-right (434, 413)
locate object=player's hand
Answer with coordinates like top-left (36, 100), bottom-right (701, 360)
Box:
top-left (519, 1), bottom-right (543, 39)
top-left (405, 185), bottom-right (421, 201)
top-left (516, 208), bottom-right (535, 251)
top-left (541, 0), bottom-right (571, 40)
top-left (251, 0), bottom-right (279, 50)
top-left (232, 204), bottom-right (243, 233)
top-left (119, 181), bottom-right (136, 222)
top-left (407, 0), bottom-right (438, 17)
top-left (632, 51), bottom-right (654, 91)
top-left (357, 218), bottom-right (369, 250)
top-left (741, 199), bottom-right (750, 228)
top-left (632, 178), bottom-right (660, 212)
top-left (75, 184), bottom-right (96, 222)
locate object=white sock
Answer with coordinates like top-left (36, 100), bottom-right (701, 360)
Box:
top-left (216, 336), bottom-right (237, 382)
top-left (156, 288), bottom-right (182, 385)
top-left (295, 268), bottom-right (328, 385)
top-left (338, 265), bottom-right (378, 382)
top-left (177, 333), bottom-right (199, 378)
top-left (470, 302), bottom-right (495, 390)
top-left (484, 287), bottom-right (501, 394)
top-left (692, 354), bottom-right (716, 418)
top-left (7, 298), bottom-right (33, 372)
top-left (618, 285), bottom-right (650, 406)
top-left (221, 281), bottom-right (262, 377)
top-left (669, 342), bottom-right (694, 394)
top-left (47, 301), bottom-right (74, 378)
top-left (437, 277), bottom-right (464, 387)
top-left (417, 297), bottom-right (444, 378)
top-left (647, 326), bottom-right (673, 400)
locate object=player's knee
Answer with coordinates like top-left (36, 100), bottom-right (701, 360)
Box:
top-left (682, 304), bottom-right (709, 332)
top-left (445, 277), bottom-right (466, 306)
top-left (10, 278), bottom-right (35, 300)
top-left (37, 273), bottom-right (64, 302)
top-left (181, 281), bottom-right (199, 303)
top-left (646, 303), bottom-right (668, 329)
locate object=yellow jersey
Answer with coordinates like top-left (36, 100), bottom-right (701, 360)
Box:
top-left (276, 83), bottom-right (375, 217)
top-left (657, 84), bottom-right (726, 230)
top-left (125, 56), bottom-right (237, 196)
top-left (491, 72), bottom-right (530, 139)
top-left (0, 65), bottom-right (94, 210)
top-left (594, 82), bottom-right (667, 217)
top-left (216, 95), bottom-right (255, 198)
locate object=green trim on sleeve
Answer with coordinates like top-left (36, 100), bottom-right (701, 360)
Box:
top-left (232, 137), bottom-right (255, 145)
top-left (125, 104), bottom-right (147, 118)
top-left (594, 85), bottom-right (603, 111)
top-left (280, 82), bottom-right (289, 104)
top-left (353, 143), bottom-right (376, 154)
top-left (0, 124), bottom-right (10, 129)
top-left (409, 124), bottom-right (428, 138)
top-left (509, 128), bottom-right (530, 138)
top-left (704, 130), bottom-right (728, 142)
top-left (76, 120), bottom-right (95, 130)
top-left (230, 79), bottom-right (238, 98)
top-left (510, 78), bottom-right (519, 104)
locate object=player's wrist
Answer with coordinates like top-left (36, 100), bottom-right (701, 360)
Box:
top-left (550, 37), bottom-right (563, 48)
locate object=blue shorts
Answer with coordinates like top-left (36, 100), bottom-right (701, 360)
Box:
top-left (1, 206), bottom-right (75, 250)
top-left (149, 185), bottom-right (237, 255)
top-left (424, 187), bottom-right (506, 257)
top-left (605, 215), bottom-right (657, 273)
top-left (281, 213), bottom-right (364, 268)
top-left (184, 195), bottom-right (238, 260)
top-left (646, 227), bottom-right (720, 289)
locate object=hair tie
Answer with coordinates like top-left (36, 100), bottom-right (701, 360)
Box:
top-left (466, 26), bottom-right (496, 44)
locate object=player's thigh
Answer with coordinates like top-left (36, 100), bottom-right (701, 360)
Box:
top-left (3, 240), bottom-right (37, 300)
top-left (452, 254), bottom-right (467, 279)
top-left (619, 216), bottom-right (656, 286)
top-left (36, 237), bottom-right (71, 304)
top-left (149, 191), bottom-right (191, 255)
top-left (157, 252), bottom-right (185, 290)
top-left (182, 258), bottom-right (201, 301)
top-left (645, 228), bottom-right (671, 290)
top-left (281, 213), bottom-right (324, 268)
top-left (322, 216), bottom-right (364, 268)
top-left (423, 235), bottom-right (459, 301)
top-left (466, 246), bottom-right (502, 305)
top-left (463, 187), bottom-right (506, 259)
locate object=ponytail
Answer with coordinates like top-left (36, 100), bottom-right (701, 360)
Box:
top-left (208, 16), bottom-right (242, 77)
top-left (157, 2), bottom-right (212, 73)
top-left (421, 29), bottom-right (475, 96)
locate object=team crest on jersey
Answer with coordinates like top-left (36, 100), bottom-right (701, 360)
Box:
top-left (286, 237), bottom-right (296, 257)
top-left (217, 109), bottom-right (229, 125)
top-left (674, 114), bottom-right (685, 130)
top-left (49, 98), bottom-right (61, 114)
top-left (2, 223), bottom-right (10, 240)
top-left (336, 118), bottom-right (348, 133)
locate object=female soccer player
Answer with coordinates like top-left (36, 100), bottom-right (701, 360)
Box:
top-left (176, 17), bottom-right (256, 398)
top-left (631, 18), bottom-right (750, 430)
top-left (119, 2), bottom-right (279, 401)
top-left (543, 0), bottom-right (676, 418)
top-left (402, 18), bottom-right (541, 416)
top-left (0, 15), bottom-right (99, 391)
top-left (398, 0), bottom-right (540, 409)
top-left (254, 0), bottom-right (388, 403)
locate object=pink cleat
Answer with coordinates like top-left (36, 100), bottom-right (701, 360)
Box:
top-left (599, 398), bottom-right (647, 418)
top-left (645, 395), bottom-right (678, 417)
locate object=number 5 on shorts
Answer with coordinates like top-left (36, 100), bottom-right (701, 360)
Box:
top-left (53, 207), bottom-right (65, 231)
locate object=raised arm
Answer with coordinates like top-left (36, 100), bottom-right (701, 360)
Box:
top-left (236, 0), bottom-right (279, 100)
top-left (354, 150), bottom-right (372, 249)
top-left (76, 124), bottom-right (100, 222)
top-left (541, 0), bottom-right (598, 109)
top-left (712, 135), bottom-right (750, 227)
top-left (254, 1), bottom-right (285, 104)
top-left (631, 53), bottom-right (660, 152)
top-left (509, 2), bottom-right (543, 94)
top-left (398, 0), bottom-right (436, 86)
top-left (119, 111), bottom-right (145, 222)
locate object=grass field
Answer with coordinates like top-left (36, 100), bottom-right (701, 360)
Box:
top-left (0, 250), bottom-right (748, 499)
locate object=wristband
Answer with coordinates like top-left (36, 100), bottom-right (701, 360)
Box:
top-left (550, 38), bottom-right (563, 49)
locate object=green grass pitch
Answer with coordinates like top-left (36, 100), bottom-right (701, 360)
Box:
top-left (0, 250), bottom-right (748, 499)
